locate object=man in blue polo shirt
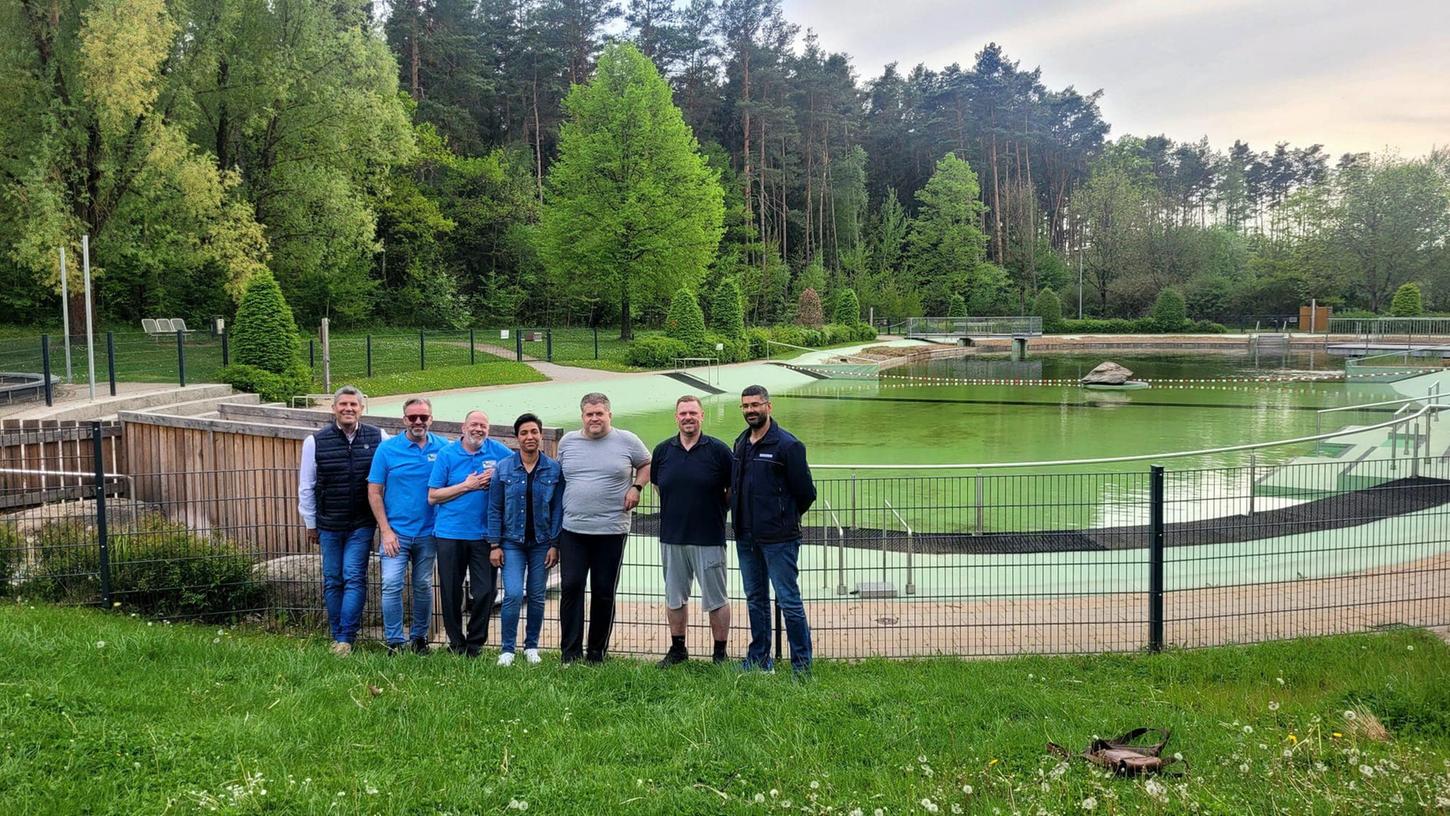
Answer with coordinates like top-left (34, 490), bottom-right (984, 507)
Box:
top-left (367, 397), bottom-right (447, 655)
top-left (428, 409), bottom-right (513, 656)
top-left (650, 395), bottom-right (734, 667)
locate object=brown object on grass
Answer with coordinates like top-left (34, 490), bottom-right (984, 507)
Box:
top-left (1048, 728), bottom-right (1180, 776)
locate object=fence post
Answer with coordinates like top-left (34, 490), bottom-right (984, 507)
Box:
top-left (593, 326), bottom-right (599, 359)
top-left (320, 318), bottom-right (331, 395)
top-left (176, 330), bottom-right (187, 387)
top-left (1148, 464), bottom-right (1165, 653)
top-left (92, 420), bottom-right (112, 609)
top-left (515, 329), bottom-right (523, 362)
top-left (546, 329), bottom-right (553, 362)
top-left (219, 328), bottom-right (228, 367)
top-left (41, 335), bottom-right (53, 406)
top-left (366, 334), bottom-right (373, 379)
top-left (1247, 452), bottom-right (1257, 518)
top-left (974, 471), bottom-right (985, 536)
top-left (308, 338), bottom-right (315, 369)
top-left (419, 330), bottom-right (426, 371)
top-left (469, 328), bottom-right (476, 365)
top-left (774, 600), bottom-right (783, 664)
top-left (105, 331), bottom-right (116, 396)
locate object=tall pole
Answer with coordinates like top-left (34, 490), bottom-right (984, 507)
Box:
top-left (1077, 242), bottom-right (1084, 320)
top-left (82, 234), bottom-right (96, 400)
top-left (59, 247), bottom-right (73, 381)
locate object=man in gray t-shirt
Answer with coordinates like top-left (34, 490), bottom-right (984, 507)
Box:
top-left (556, 392), bottom-right (651, 663)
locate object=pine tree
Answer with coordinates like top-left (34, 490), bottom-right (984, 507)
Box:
top-left (1033, 289), bottom-right (1063, 331)
top-left (665, 288), bottom-right (707, 350)
top-left (834, 288), bottom-right (861, 324)
top-left (1390, 282), bottom-right (1423, 317)
top-left (232, 270), bottom-right (303, 374)
top-left (711, 277), bottom-right (746, 338)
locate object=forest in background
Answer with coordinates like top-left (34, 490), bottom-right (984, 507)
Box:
top-left (2, 0), bottom-right (1447, 333)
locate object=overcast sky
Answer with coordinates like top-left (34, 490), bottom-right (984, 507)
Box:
top-left (783, 0), bottom-right (1449, 158)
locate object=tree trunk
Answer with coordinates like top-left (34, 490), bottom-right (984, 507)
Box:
top-left (619, 281), bottom-right (633, 340)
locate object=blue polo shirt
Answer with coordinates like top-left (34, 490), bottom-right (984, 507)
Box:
top-left (428, 437), bottom-right (513, 540)
top-left (367, 432), bottom-right (448, 539)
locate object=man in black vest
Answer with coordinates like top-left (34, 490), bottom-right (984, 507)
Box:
top-left (298, 385), bottom-right (387, 656)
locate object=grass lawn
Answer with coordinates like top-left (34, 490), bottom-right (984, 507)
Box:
top-left (2, 607), bottom-right (1448, 815)
top-left (348, 361), bottom-right (546, 397)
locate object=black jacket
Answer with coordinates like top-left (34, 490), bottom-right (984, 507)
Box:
top-left (730, 419), bottom-right (816, 544)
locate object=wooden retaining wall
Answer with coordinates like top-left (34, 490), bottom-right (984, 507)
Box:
top-left (117, 405), bottom-right (563, 556)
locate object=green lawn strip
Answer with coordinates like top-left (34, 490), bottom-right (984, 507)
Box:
top-left (552, 359), bottom-right (648, 373)
top-left (345, 361), bottom-right (546, 397)
top-left (1, 606), bottom-right (1447, 815)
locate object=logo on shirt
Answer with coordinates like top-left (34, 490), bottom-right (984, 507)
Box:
top-left (427, 454), bottom-right (437, 462)
top-left (759, 453), bottom-right (774, 459)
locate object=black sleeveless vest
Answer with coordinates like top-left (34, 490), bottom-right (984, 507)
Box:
top-left (312, 423), bottom-right (382, 531)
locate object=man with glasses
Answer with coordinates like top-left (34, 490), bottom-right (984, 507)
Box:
top-left (367, 397), bottom-right (447, 655)
top-left (428, 409), bottom-right (512, 657)
top-left (298, 385), bottom-right (387, 656)
top-left (730, 385), bottom-right (816, 673)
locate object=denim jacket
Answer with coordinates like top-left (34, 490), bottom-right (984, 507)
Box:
top-left (487, 452), bottom-right (564, 547)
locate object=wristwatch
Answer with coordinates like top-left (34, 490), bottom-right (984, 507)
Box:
top-left (630, 483), bottom-right (645, 492)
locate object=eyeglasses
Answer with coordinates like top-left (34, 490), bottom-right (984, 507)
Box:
top-left (404, 415), bottom-right (431, 423)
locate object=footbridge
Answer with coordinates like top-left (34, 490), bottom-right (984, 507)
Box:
top-left (905, 316), bottom-right (1043, 343)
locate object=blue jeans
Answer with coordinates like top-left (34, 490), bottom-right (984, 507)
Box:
top-left (379, 534), bottom-right (437, 645)
top-left (500, 540), bottom-right (551, 653)
top-left (319, 526), bottom-right (374, 643)
top-left (736, 536), bottom-right (812, 671)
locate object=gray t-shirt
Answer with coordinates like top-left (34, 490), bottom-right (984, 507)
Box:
top-left (557, 428), bottom-right (651, 535)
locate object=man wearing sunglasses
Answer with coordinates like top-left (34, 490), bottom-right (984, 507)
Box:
top-left (366, 397), bottom-right (448, 655)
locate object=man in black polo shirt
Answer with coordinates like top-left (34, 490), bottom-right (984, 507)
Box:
top-left (650, 395), bottom-right (734, 666)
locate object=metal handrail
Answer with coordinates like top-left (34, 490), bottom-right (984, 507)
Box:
top-left (884, 499), bottom-right (915, 595)
top-left (819, 498), bottom-right (847, 596)
top-left (814, 403), bottom-right (1450, 471)
top-left (1316, 385), bottom-right (1445, 433)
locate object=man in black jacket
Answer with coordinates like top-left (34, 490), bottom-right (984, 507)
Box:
top-left (730, 384), bottom-right (816, 672)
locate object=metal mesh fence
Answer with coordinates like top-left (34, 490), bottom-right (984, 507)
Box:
top-left (4, 425), bottom-right (1445, 660)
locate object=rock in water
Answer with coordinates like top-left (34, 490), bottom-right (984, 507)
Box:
top-left (1080, 361), bottom-right (1134, 385)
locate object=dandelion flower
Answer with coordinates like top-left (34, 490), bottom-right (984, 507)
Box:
top-left (1080, 796), bottom-right (1097, 811)
top-left (919, 798), bottom-right (938, 813)
top-left (1332, 732), bottom-right (1343, 739)
top-left (1287, 734), bottom-right (1298, 744)
top-left (810, 781), bottom-right (820, 790)
top-left (754, 793), bottom-right (765, 803)
top-left (770, 789), bottom-right (778, 798)
top-left (962, 784), bottom-right (974, 795)
top-left (1268, 701), bottom-right (1279, 711)
top-left (1242, 725), bottom-right (1254, 734)
top-left (1344, 710), bottom-right (1357, 721)
top-left (95, 641), bottom-right (106, 649)
top-left (1359, 764), bottom-right (1374, 778)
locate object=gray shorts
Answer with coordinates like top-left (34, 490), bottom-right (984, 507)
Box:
top-left (661, 543), bottom-right (729, 612)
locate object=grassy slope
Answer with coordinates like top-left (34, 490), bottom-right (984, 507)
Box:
top-left (1, 607), bottom-right (1448, 815)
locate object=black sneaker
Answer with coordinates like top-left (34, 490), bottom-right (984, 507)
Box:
top-left (584, 651), bottom-right (605, 665)
top-left (657, 648), bottom-right (689, 668)
top-left (385, 642), bottom-right (405, 656)
top-left (410, 638), bottom-right (430, 655)
top-left (712, 652), bottom-right (728, 665)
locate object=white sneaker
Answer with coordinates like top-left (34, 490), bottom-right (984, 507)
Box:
top-left (497, 651), bottom-right (515, 667)
top-left (524, 649), bottom-right (542, 665)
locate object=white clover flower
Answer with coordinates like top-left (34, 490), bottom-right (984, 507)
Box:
top-left (849, 810), bottom-right (863, 816)
top-left (1080, 796), bottom-right (1097, 811)
top-left (95, 641), bottom-right (106, 649)
top-left (963, 783), bottom-right (975, 794)
top-left (875, 809), bottom-right (885, 816)
top-left (1242, 725), bottom-right (1254, 735)
top-left (919, 798), bottom-right (938, 813)
top-left (1360, 764), bottom-right (1374, 778)
top-left (1238, 763), bottom-right (1250, 773)
top-left (810, 781), bottom-right (820, 790)
top-left (1268, 701), bottom-right (1280, 711)
top-left (951, 805), bottom-right (963, 815)
top-left (364, 785), bottom-right (378, 796)
top-left (1344, 710), bottom-right (1357, 721)
top-left (770, 789), bottom-right (779, 798)
top-left (754, 793), bottom-right (765, 803)
top-left (507, 799), bottom-right (529, 811)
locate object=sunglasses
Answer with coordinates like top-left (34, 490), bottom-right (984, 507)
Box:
top-left (404, 414), bottom-right (431, 423)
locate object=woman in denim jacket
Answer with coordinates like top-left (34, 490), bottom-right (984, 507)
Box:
top-left (488, 413), bottom-right (564, 665)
